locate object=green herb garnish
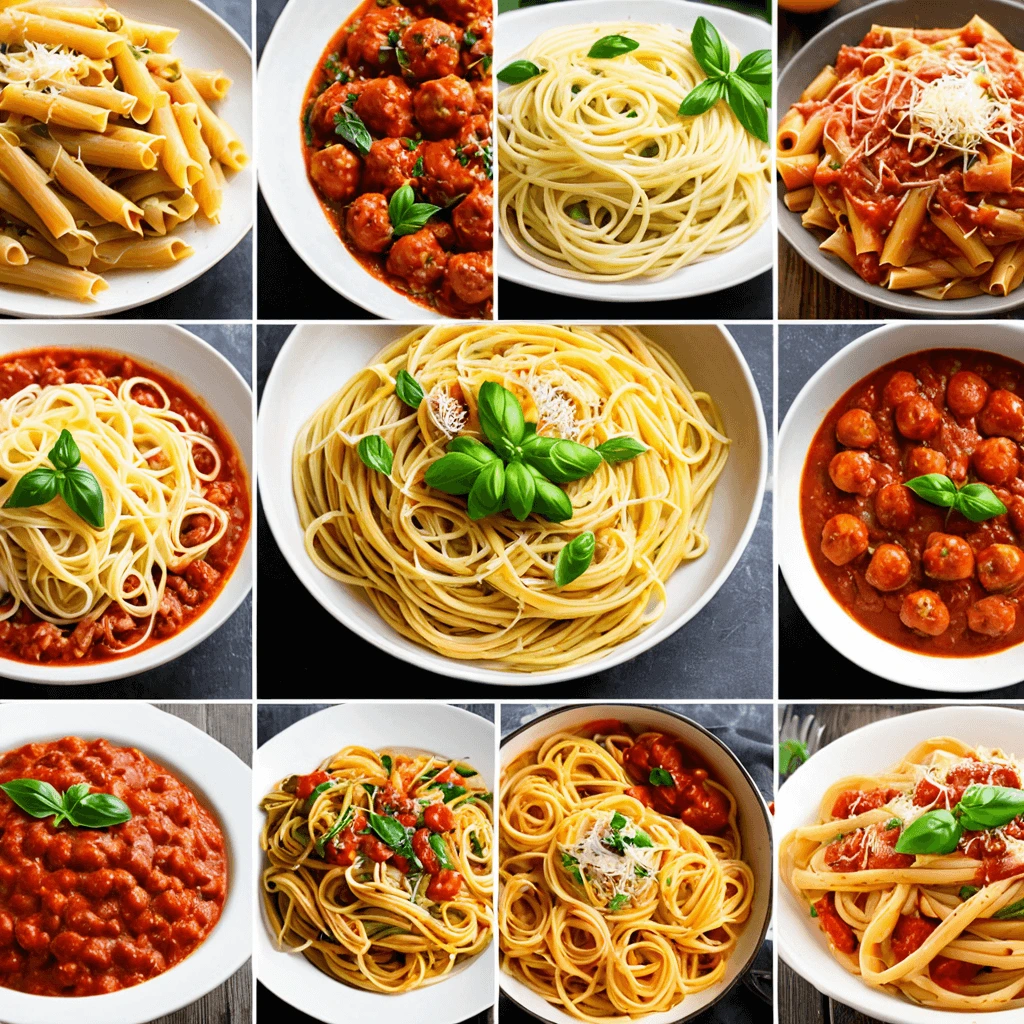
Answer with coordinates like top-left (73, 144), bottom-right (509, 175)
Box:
top-left (1, 779), bottom-right (130, 829)
top-left (649, 768), bottom-right (673, 786)
top-left (587, 35), bottom-right (639, 59)
top-left (903, 474), bottom-right (1008, 523)
top-left (779, 739), bottom-right (809, 775)
top-left (497, 59), bottom-right (545, 84)
top-left (387, 182), bottom-right (440, 237)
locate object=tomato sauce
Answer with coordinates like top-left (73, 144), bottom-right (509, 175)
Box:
top-left (0, 348), bottom-right (251, 665)
top-left (800, 348), bottom-right (1024, 656)
top-left (0, 737), bottom-right (226, 996)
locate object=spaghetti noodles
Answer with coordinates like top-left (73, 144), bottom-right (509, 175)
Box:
top-left (292, 324), bottom-right (730, 671)
top-left (499, 723), bottom-right (755, 1020)
top-left (781, 737), bottom-right (1024, 1010)
top-left (497, 22), bottom-right (770, 281)
top-left (260, 746), bottom-right (493, 993)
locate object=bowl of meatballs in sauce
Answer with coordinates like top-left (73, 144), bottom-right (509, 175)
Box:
top-left (779, 322), bottom-right (1024, 692)
top-left (260, 0), bottom-right (493, 319)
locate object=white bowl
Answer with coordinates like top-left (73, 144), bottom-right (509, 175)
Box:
top-left (0, 0), bottom-right (253, 319)
top-left (0, 701), bottom-right (252, 1024)
top-left (258, 0), bottom-right (449, 320)
top-left (777, 321), bottom-right (1024, 692)
top-left (254, 702), bottom-right (495, 1024)
top-left (777, 704), bottom-right (1024, 1024)
top-left (257, 322), bottom-right (767, 684)
top-left (495, 0), bottom-right (773, 304)
top-left (0, 322), bottom-right (253, 685)
top-left (499, 703), bottom-right (773, 1024)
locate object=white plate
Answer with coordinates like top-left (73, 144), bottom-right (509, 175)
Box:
top-left (495, 0), bottom-right (773, 304)
top-left (499, 703), bottom-right (773, 1024)
top-left (257, 322), bottom-right (767, 684)
top-left (0, 322), bottom-right (253, 684)
top-left (777, 705), bottom-right (1024, 1024)
top-left (258, 0), bottom-right (447, 320)
top-left (254, 702), bottom-right (495, 1024)
top-left (0, 701), bottom-right (252, 1024)
top-left (0, 0), bottom-right (253, 319)
top-left (777, 321), bottom-right (1024, 692)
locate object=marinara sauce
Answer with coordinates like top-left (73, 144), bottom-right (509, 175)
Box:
top-left (0, 737), bottom-right (227, 996)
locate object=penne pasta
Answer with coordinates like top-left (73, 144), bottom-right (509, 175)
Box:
top-left (120, 17), bottom-right (178, 53)
top-left (91, 235), bottom-right (193, 268)
top-left (149, 92), bottom-right (201, 188)
top-left (0, 10), bottom-right (124, 59)
top-left (167, 73), bottom-right (247, 170)
top-left (184, 67), bottom-right (231, 102)
top-left (112, 47), bottom-right (160, 123)
top-left (0, 256), bottom-right (107, 299)
top-left (49, 125), bottom-right (158, 170)
top-left (0, 84), bottom-right (109, 132)
top-left (172, 101), bottom-right (219, 221)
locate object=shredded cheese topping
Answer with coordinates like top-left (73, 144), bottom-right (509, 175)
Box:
top-left (0, 41), bottom-right (89, 87)
top-left (426, 384), bottom-right (468, 438)
top-left (560, 811), bottom-right (660, 904)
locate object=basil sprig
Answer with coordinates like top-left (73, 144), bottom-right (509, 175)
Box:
top-left (587, 34), bottom-right (639, 60)
top-left (395, 370), bottom-right (424, 409)
top-left (678, 17), bottom-right (770, 144)
top-left (894, 784), bottom-right (1024, 855)
top-left (555, 531), bottom-right (595, 586)
top-left (496, 59), bottom-right (544, 85)
top-left (607, 893), bottom-right (630, 911)
top-left (649, 768), bottom-right (673, 786)
top-left (428, 832), bottom-right (455, 870)
top-left (358, 435), bottom-right (393, 475)
top-left (315, 805), bottom-right (354, 855)
top-left (0, 778), bottom-right (131, 829)
top-left (3, 428), bottom-right (104, 529)
top-left (364, 810), bottom-right (422, 869)
top-left (903, 474), bottom-right (1007, 523)
top-left (388, 183), bottom-right (441, 238)
top-left (333, 91), bottom-right (372, 155)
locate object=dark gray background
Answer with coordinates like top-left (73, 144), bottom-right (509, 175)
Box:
top-left (778, 324), bottom-right (1024, 699)
top-left (499, 702), bottom-right (773, 1024)
top-left (255, 324), bottom-right (773, 698)
top-left (1, 324), bottom-right (253, 700)
top-left (256, 702), bottom-right (494, 1024)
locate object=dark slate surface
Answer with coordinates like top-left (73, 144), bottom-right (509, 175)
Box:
top-left (778, 324), bottom-right (1024, 700)
top-left (0, 324), bottom-right (253, 699)
top-left (256, 703), bottom-right (494, 1024)
top-left (255, 324), bottom-right (773, 699)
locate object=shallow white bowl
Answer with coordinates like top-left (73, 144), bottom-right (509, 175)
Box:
top-left (0, 0), bottom-right (253, 319)
top-left (0, 701), bottom-right (252, 1024)
top-left (258, 0), bottom-right (446, 320)
top-left (777, 705), bottom-right (1024, 1024)
top-left (777, 321), bottom-right (1024, 692)
top-left (495, 0), bottom-right (773, 304)
top-left (500, 703), bottom-right (773, 1024)
top-left (0, 322), bottom-right (253, 684)
top-left (254, 702), bottom-right (495, 1024)
top-left (257, 322), bottom-right (767, 684)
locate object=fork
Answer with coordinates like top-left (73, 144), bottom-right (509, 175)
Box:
top-left (779, 706), bottom-right (825, 776)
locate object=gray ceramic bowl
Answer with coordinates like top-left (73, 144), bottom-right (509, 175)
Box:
top-left (777, 0), bottom-right (1024, 317)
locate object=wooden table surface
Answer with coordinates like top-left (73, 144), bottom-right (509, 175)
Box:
top-left (778, 703), bottom-right (944, 1024)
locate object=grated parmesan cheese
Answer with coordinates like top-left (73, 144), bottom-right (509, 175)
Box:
top-left (0, 41), bottom-right (89, 87)
top-left (559, 811), bottom-right (660, 905)
top-left (426, 383), bottom-right (468, 438)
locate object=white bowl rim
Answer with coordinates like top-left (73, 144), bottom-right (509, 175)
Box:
top-left (777, 320), bottom-right (1024, 691)
top-left (498, 702), bottom-right (774, 1024)
top-left (495, 0), bottom-right (773, 303)
top-left (0, 323), bottom-right (253, 684)
top-left (257, 322), bottom-right (768, 685)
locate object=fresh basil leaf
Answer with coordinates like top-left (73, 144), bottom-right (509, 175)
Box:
top-left (635, 864), bottom-right (649, 877)
top-left (428, 832), bottom-right (455, 870)
top-left (610, 812), bottom-right (627, 831)
top-left (522, 436), bottom-right (602, 483)
top-left (0, 778), bottom-right (65, 818)
top-left (357, 435), bottom-right (393, 475)
top-left (994, 898), bottom-right (1024, 920)
top-left (431, 782), bottom-right (467, 803)
top-left (678, 77), bottom-right (726, 117)
top-left (504, 460), bottom-right (536, 521)
top-left (735, 48), bottom-right (772, 84)
top-left (470, 833), bottom-right (483, 857)
top-left (960, 885), bottom-right (980, 900)
top-left (60, 467), bottom-right (105, 529)
top-left (904, 473), bottom-right (958, 508)
top-left (725, 74), bottom-right (768, 144)
top-left (554, 531), bottom-right (595, 587)
top-left (380, 754), bottom-right (393, 775)
top-left (884, 818), bottom-right (902, 830)
top-left (649, 768), bottom-right (673, 786)
top-left (625, 828), bottom-right (653, 849)
top-left (595, 437), bottom-right (647, 464)
top-left (955, 785), bottom-right (1024, 830)
top-left (453, 764), bottom-right (477, 777)
top-left (587, 34), bottom-right (639, 60)
top-left (893, 809), bottom-right (961, 855)
top-left (467, 458), bottom-right (505, 520)
top-left (446, 436), bottom-right (499, 462)
top-left (4, 466), bottom-right (59, 510)
top-left (417, 767), bottom-right (443, 786)
top-left (425, 451), bottom-right (486, 495)
top-left (49, 428), bottom-right (81, 471)
top-left (308, 781), bottom-right (334, 802)
top-left (529, 472), bottom-right (573, 523)
top-left (779, 739), bottom-right (809, 775)
top-left (690, 17), bottom-right (730, 77)
top-left (395, 370), bottom-right (425, 409)
top-left (365, 810), bottom-right (408, 851)
top-left (751, 79), bottom-right (772, 106)
top-left (477, 381), bottom-right (525, 450)
top-left (561, 852), bottom-right (583, 884)
top-left (316, 806), bottom-right (354, 855)
top-left (388, 183), bottom-right (441, 237)
top-left (497, 59), bottom-right (544, 84)
top-left (955, 483), bottom-right (1008, 523)
top-left (62, 783), bottom-right (91, 817)
top-left (69, 792), bottom-right (131, 828)
top-left (607, 893), bottom-right (630, 911)
top-left (333, 112), bottom-right (372, 155)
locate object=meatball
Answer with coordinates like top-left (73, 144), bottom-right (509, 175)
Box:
top-left (895, 396), bottom-right (941, 440)
top-left (473, 76), bottom-right (492, 114)
top-left (947, 370), bottom-right (990, 418)
top-left (309, 145), bottom-right (361, 203)
top-left (461, 16), bottom-right (492, 77)
top-left (1009, 495), bottom-right (1024, 535)
top-left (973, 436), bottom-right (1020, 487)
top-left (452, 184), bottom-right (491, 251)
top-left (900, 590), bottom-right (950, 636)
top-left (386, 227), bottom-right (448, 290)
top-left (354, 76), bottom-right (415, 139)
top-left (455, 113), bottom-right (490, 154)
top-left (447, 250), bottom-right (491, 304)
top-left (875, 483), bottom-right (916, 530)
top-left (922, 532), bottom-right (975, 581)
top-left (906, 447), bottom-right (947, 478)
top-left (865, 544), bottom-right (912, 592)
top-left (420, 138), bottom-right (486, 205)
top-left (977, 544), bottom-right (1024, 593)
top-left (829, 450), bottom-right (876, 496)
top-left (346, 6), bottom-right (411, 69)
top-left (884, 371), bottom-right (918, 407)
top-left (836, 408), bottom-right (878, 449)
top-left (311, 81), bottom-right (364, 138)
top-left (362, 137), bottom-right (416, 197)
top-left (821, 513), bottom-right (869, 566)
top-left (401, 18), bottom-right (461, 80)
top-left (424, 217), bottom-right (457, 250)
top-left (978, 389), bottom-right (1024, 442)
top-left (437, 0), bottom-right (491, 25)
top-left (346, 193), bottom-right (392, 254)
top-left (968, 595), bottom-right (1016, 637)
top-left (413, 74), bottom-right (475, 138)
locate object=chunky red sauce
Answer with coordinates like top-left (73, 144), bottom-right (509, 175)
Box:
top-left (301, 0), bottom-right (493, 318)
top-left (0, 737), bottom-right (226, 996)
top-left (801, 348), bottom-right (1024, 656)
top-left (0, 348), bottom-right (251, 665)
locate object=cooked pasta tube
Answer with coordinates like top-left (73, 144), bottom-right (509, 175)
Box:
top-left (91, 234), bottom-right (192, 267)
top-left (60, 84), bottom-right (137, 117)
top-left (0, 233), bottom-right (27, 265)
top-left (0, 130), bottom-right (79, 238)
top-left (172, 101), bottom-right (219, 221)
top-left (144, 52), bottom-right (182, 83)
top-left (148, 92), bottom-right (200, 187)
top-left (120, 17), bottom-right (178, 52)
top-left (18, 3), bottom-right (123, 31)
top-left (0, 83), bottom-right (109, 132)
top-left (49, 125), bottom-right (157, 170)
top-left (0, 10), bottom-right (125, 59)
top-left (184, 66), bottom-right (231, 101)
top-left (167, 73), bottom-right (246, 169)
top-left (116, 168), bottom-right (179, 202)
top-left (112, 46), bottom-right (159, 123)
top-left (0, 255), bottom-right (106, 298)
